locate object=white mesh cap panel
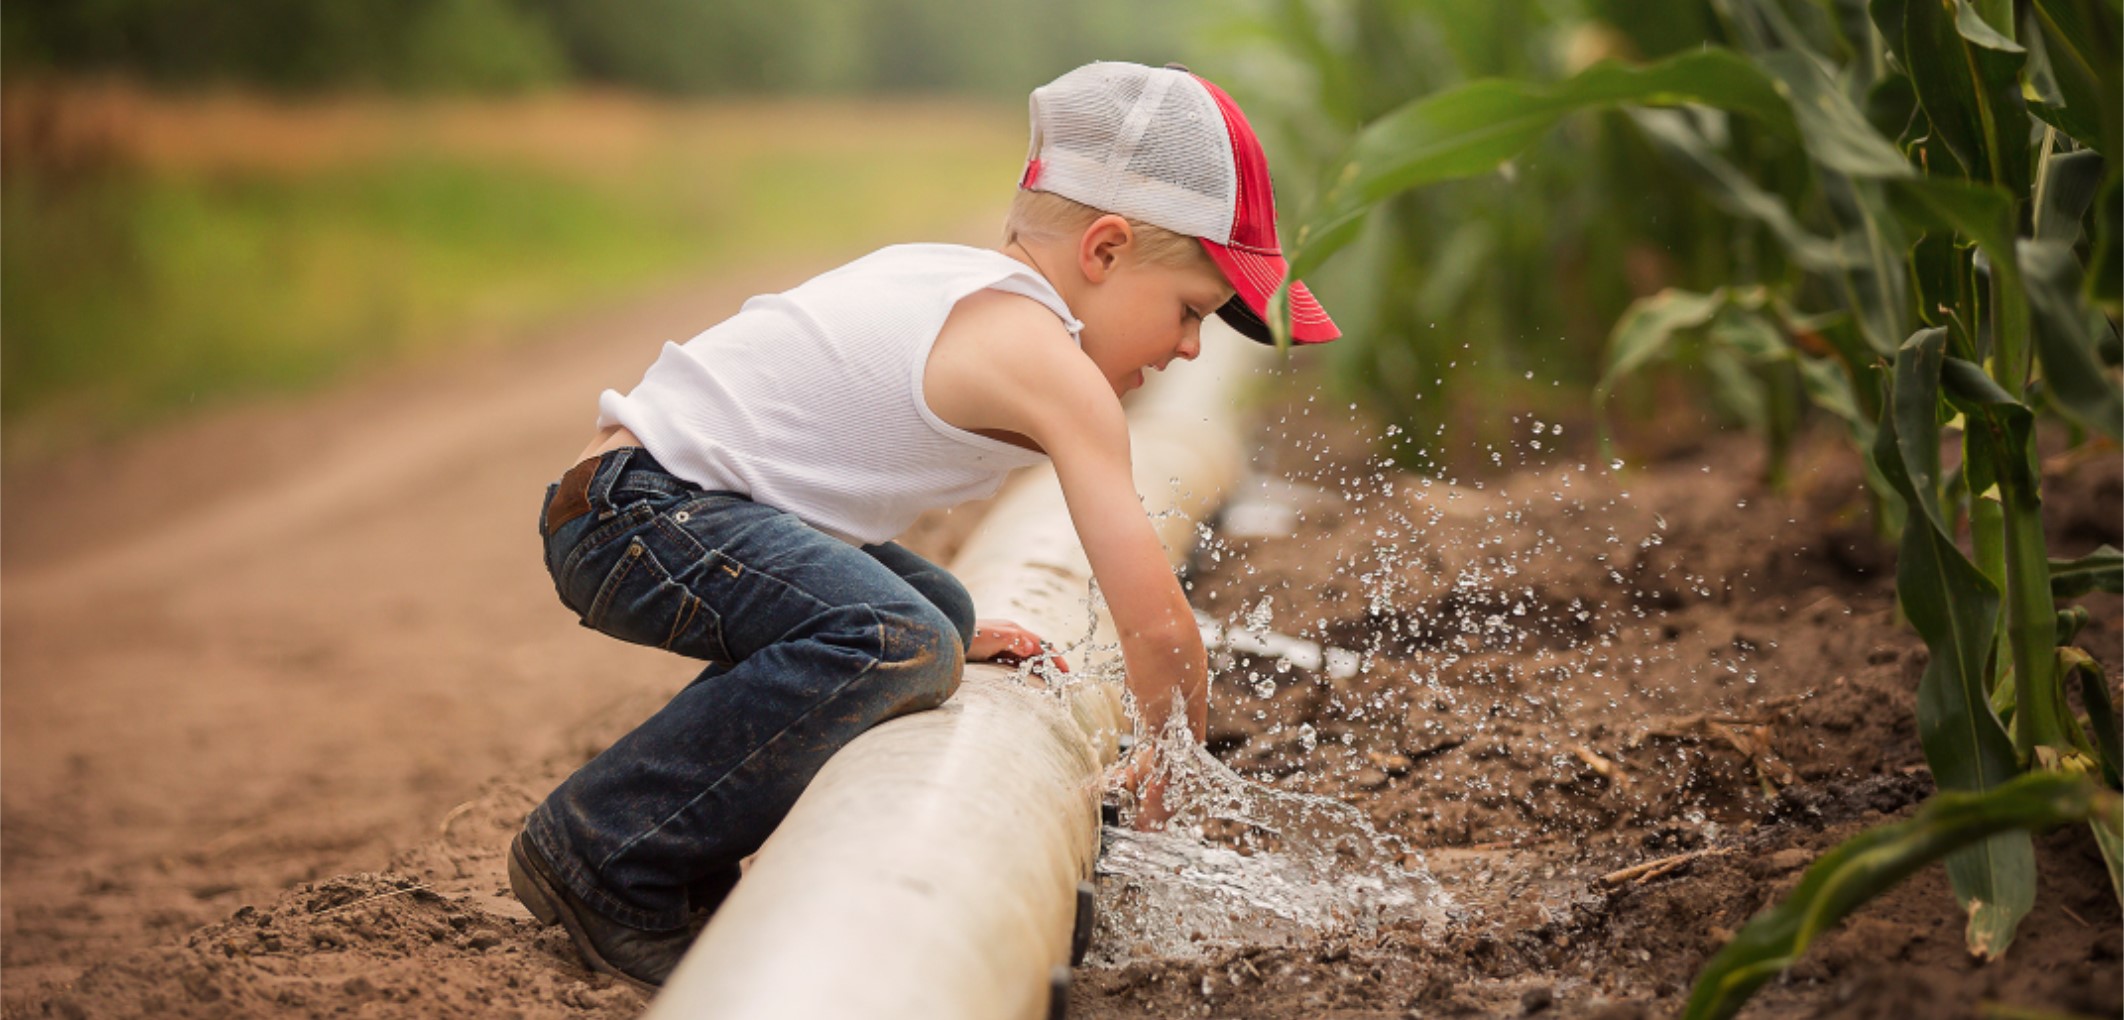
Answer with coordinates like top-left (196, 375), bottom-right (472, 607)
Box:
top-left (1026, 62), bottom-right (1237, 243)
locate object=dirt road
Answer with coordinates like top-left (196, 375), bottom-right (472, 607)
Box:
top-left (0, 239), bottom-right (988, 1014)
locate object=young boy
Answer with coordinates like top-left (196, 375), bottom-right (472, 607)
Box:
top-left (507, 61), bottom-right (1340, 989)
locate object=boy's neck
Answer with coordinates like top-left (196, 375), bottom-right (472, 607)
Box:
top-left (999, 237), bottom-right (1084, 310)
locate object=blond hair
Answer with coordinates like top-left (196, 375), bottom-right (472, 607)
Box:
top-left (1004, 189), bottom-right (1218, 272)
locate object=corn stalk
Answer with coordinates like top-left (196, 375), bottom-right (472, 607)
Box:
top-left (1243, 0), bottom-right (2122, 1006)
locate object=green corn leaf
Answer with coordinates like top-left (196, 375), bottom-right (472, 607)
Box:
top-left (1874, 329), bottom-right (2036, 958)
top-left (1752, 51), bottom-right (1916, 180)
top-left (1593, 287), bottom-right (1862, 468)
top-left (1885, 332), bottom-right (1954, 531)
top-left (1275, 37), bottom-right (1937, 346)
top-left (1834, 0), bottom-right (1890, 76)
top-left (1598, 288), bottom-right (1734, 389)
top-left (1683, 771), bottom-right (2117, 1020)
top-left (2021, 11), bottom-right (2072, 109)
top-left (1970, 0), bottom-right (2017, 33)
top-left (2056, 604), bottom-right (2093, 643)
top-left (1864, 67), bottom-right (1921, 142)
top-left (1998, 434), bottom-right (2065, 759)
top-left (1960, 391), bottom-right (2012, 589)
top-left (2032, 146), bottom-right (2106, 244)
top-left (1869, 0), bottom-right (1911, 64)
top-left (1833, 173), bottom-right (1922, 358)
top-left (2062, 642), bottom-right (2124, 900)
top-left (2094, 812), bottom-right (2124, 905)
top-left (1283, 49), bottom-right (1801, 290)
top-left (1939, 353), bottom-right (2067, 763)
top-left (2022, 109), bottom-right (2107, 193)
top-left (1908, 231), bottom-right (1973, 336)
top-left (2060, 648), bottom-right (2123, 789)
top-left (1899, 0), bottom-right (2033, 196)
top-left (2028, 145), bottom-right (2113, 360)
top-left (1594, 287), bottom-right (1795, 419)
top-left (2093, 176), bottom-right (2122, 314)
top-left (1724, 0), bottom-right (1846, 63)
top-left (1798, 306), bottom-right (1888, 451)
top-left (1713, 302), bottom-right (1792, 361)
top-left (2019, 239), bottom-right (2124, 439)
top-left (1593, 287), bottom-right (1731, 452)
top-left (2050, 545), bottom-right (2123, 596)
top-left (1939, 351), bottom-right (2019, 406)
top-left (1705, 344), bottom-right (1772, 434)
top-left (1884, 179), bottom-right (2016, 298)
top-left (1627, 108), bottom-right (1862, 272)
top-left (1887, 177), bottom-right (2035, 392)
top-left (2026, 0), bottom-right (2123, 159)
top-left (1990, 660), bottom-right (2020, 722)
top-left (1797, 352), bottom-right (1874, 438)
top-left (1817, 315), bottom-right (1890, 416)
top-left (1627, 107), bottom-right (1913, 355)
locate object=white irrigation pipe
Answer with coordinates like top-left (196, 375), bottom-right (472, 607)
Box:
top-left (645, 326), bottom-right (1269, 1020)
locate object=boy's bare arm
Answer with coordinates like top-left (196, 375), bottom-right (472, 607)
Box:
top-left (1044, 409), bottom-right (1210, 738)
top-left (926, 293), bottom-right (1209, 739)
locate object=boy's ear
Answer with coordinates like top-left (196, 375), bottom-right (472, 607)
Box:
top-left (1078, 214), bottom-right (1135, 283)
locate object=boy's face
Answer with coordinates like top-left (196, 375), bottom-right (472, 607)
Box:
top-left (1074, 257), bottom-right (1235, 397)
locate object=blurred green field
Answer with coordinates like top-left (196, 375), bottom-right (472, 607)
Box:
top-left (1, 87), bottom-right (1023, 455)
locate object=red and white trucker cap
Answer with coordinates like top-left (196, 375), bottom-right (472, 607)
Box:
top-left (1021, 62), bottom-right (1340, 345)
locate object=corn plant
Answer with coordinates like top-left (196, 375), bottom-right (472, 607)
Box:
top-left (1210, 0), bottom-right (1746, 464)
top-left (1245, 0), bottom-right (2122, 1008)
top-left (1681, 770), bottom-right (2119, 1020)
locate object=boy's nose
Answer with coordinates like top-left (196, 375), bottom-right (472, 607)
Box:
top-left (1177, 329), bottom-right (1203, 362)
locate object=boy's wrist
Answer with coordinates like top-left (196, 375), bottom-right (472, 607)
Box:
top-left (1126, 670), bottom-right (1207, 743)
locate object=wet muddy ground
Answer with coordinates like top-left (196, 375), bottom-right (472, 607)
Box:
top-left (1076, 397), bottom-right (2122, 1019)
top-left (5, 374), bottom-right (2118, 1019)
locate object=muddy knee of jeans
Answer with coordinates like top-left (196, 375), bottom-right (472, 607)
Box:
top-left (928, 583), bottom-right (977, 652)
top-left (874, 606), bottom-right (965, 710)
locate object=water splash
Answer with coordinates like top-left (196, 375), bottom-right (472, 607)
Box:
top-left (1088, 718), bottom-right (1448, 965)
top-left (1034, 396), bottom-right (1794, 961)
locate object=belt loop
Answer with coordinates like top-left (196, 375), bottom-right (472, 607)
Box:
top-left (585, 446), bottom-right (635, 515)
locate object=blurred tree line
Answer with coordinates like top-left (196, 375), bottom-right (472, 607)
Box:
top-left (0, 0), bottom-right (1192, 96)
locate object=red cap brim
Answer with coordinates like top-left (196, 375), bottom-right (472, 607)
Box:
top-left (1200, 238), bottom-right (1339, 345)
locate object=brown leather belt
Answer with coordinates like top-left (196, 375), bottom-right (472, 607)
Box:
top-left (542, 455), bottom-right (602, 537)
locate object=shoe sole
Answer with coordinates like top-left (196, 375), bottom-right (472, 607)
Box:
top-left (508, 832), bottom-right (660, 994)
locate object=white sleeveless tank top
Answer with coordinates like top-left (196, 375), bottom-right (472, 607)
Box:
top-left (595, 243), bottom-right (1083, 545)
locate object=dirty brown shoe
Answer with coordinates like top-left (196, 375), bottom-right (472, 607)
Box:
top-left (508, 830), bottom-right (694, 990)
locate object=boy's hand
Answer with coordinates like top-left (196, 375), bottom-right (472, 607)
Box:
top-left (968, 619), bottom-right (1070, 674)
top-left (1113, 742), bottom-right (1175, 830)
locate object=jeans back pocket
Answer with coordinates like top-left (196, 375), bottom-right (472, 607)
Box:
top-left (583, 537), bottom-right (732, 663)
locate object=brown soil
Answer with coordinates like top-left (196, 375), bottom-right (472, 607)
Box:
top-left (1075, 397), bottom-right (2123, 1019)
top-left (5, 275), bottom-right (2119, 1017)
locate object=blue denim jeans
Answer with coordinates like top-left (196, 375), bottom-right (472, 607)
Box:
top-left (526, 447), bottom-right (974, 931)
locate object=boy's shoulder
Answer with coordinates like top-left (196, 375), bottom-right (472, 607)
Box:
top-left (925, 288), bottom-right (1119, 452)
top-left (936, 284), bottom-right (1073, 336)
top-left (929, 287), bottom-right (1088, 391)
